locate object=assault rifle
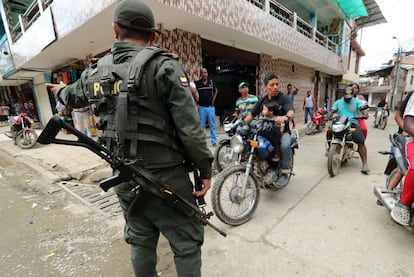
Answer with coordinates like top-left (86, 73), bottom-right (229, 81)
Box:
top-left (38, 116), bottom-right (226, 237)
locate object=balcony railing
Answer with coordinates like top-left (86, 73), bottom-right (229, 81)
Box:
top-left (247, 0), bottom-right (265, 10)
top-left (269, 0), bottom-right (292, 26)
top-left (251, 0), bottom-right (338, 54)
top-left (9, 0), bottom-right (339, 55)
top-left (9, 0), bottom-right (53, 42)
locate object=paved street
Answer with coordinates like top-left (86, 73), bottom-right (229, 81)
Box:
top-left (202, 113), bottom-right (414, 277)
top-left (1, 112), bottom-right (414, 276)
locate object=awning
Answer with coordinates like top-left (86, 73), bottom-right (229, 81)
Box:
top-left (334, 0), bottom-right (368, 19)
top-left (355, 0), bottom-right (387, 28)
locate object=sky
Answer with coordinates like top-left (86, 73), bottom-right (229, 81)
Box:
top-left (357, 0), bottom-right (414, 73)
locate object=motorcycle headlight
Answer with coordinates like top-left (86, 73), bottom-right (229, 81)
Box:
top-left (224, 122), bottom-right (233, 132)
top-left (230, 135), bottom-right (244, 153)
top-left (331, 123), bottom-right (344, 133)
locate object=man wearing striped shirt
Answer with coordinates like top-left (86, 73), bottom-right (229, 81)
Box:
top-left (233, 82), bottom-right (258, 119)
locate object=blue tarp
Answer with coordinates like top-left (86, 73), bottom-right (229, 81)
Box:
top-left (335, 0), bottom-right (368, 18)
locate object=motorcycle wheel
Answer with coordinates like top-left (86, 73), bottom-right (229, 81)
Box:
top-left (305, 123), bottom-right (316, 135)
top-left (213, 140), bottom-right (239, 172)
top-left (327, 143), bottom-right (342, 177)
top-left (16, 131), bottom-right (38, 149)
top-left (379, 117), bottom-right (387, 130)
top-left (211, 165), bottom-right (260, 226)
top-left (373, 114), bottom-right (378, 128)
top-left (385, 168), bottom-right (404, 198)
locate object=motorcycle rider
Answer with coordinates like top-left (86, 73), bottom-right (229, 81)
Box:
top-left (327, 87), bottom-right (369, 174)
top-left (386, 92), bottom-right (414, 191)
top-left (377, 96), bottom-right (389, 117)
top-left (352, 83), bottom-right (368, 139)
top-left (244, 73), bottom-right (294, 187)
top-left (390, 92), bottom-right (414, 226)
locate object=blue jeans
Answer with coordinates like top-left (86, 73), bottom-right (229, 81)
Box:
top-left (304, 107), bottom-right (313, 123)
top-left (198, 106), bottom-right (216, 145)
top-left (280, 132), bottom-right (292, 171)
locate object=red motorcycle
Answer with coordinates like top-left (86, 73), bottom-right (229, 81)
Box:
top-left (4, 113), bottom-right (38, 148)
top-left (305, 107), bottom-right (328, 135)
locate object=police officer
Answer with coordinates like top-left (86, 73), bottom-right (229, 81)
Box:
top-left (47, 0), bottom-right (213, 276)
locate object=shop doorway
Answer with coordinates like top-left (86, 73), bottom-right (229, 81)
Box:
top-left (201, 39), bottom-right (259, 126)
top-left (202, 55), bottom-right (256, 121)
top-left (8, 85), bottom-right (39, 121)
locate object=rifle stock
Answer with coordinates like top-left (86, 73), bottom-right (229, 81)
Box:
top-left (38, 116), bottom-right (226, 237)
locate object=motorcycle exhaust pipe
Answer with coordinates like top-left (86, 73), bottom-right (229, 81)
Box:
top-left (373, 186), bottom-right (397, 212)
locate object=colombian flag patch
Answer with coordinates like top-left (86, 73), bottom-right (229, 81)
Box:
top-left (180, 76), bottom-right (189, 87)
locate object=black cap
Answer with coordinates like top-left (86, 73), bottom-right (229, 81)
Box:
top-left (113, 0), bottom-right (157, 33)
top-left (344, 87), bottom-right (353, 99)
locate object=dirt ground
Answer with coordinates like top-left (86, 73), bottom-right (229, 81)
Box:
top-left (0, 150), bottom-right (175, 277)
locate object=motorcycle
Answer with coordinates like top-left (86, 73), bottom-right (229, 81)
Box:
top-left (211, 119), bottom-right (299, 226)
top-left (373, 106), bottom-right (388, 129)
top-left (213, 115), bottom-right (241, 172)
top-left (4, 113), bottom-right (38, 149)
top-left (325, 114), bottom-right (366, 177)
top-left (374, 133), bottom-right (408, 216)
top-left (305, 107), bottom-right (328, 135)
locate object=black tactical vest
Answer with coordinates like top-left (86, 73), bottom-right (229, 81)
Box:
top-left (87, 46), bottom-right (185, 168)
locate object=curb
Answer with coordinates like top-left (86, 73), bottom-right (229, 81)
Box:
top-left (23, 158), bottom-right (62, 183)
top-left (0, 147), bottom-right (62, 183)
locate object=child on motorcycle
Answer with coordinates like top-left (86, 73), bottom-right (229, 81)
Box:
top-left (261, 101), bottom-right (284, 162)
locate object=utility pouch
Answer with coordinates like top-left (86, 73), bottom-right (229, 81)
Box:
top-left (126, 187), bottom-right (150, 219)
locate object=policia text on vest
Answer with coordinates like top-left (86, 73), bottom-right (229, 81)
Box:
top-left (93, 79), bottom-right (122, 97)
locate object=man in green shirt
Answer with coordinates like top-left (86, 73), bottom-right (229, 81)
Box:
top-left (233, 82), bottom-right (258, 119)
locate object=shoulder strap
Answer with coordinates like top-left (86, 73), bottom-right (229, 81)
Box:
top-left (97, 54), bottom-right (114, 95)
top-left (116, 46), bottom-right (168, 155)
top-left (126, 46), bottom-right (167, 91)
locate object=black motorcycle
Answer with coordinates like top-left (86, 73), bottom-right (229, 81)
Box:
top-left (326, 115), bottom-right (360, 177)
top-left (373, 106), bottom-right (388, 129)
top-left (211, 119), bottom-right (298, 226)
top-left (213, 115), bottom-right (241, 172)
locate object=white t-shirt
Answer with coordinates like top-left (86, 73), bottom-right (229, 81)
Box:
top-left (404, 93), bottom-right (414, 118)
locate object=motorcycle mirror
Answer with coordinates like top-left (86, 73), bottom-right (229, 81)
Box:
top-left (359, 105), bottom-right (369, 111)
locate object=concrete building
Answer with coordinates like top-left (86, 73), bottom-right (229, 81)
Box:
top-left (360, 54), bottom-right (414, 109)
top-left (0, 0), bottom-right (384, 126)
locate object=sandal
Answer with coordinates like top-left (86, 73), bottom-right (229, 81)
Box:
top-left (391, 202), bottom-right (411, 226)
